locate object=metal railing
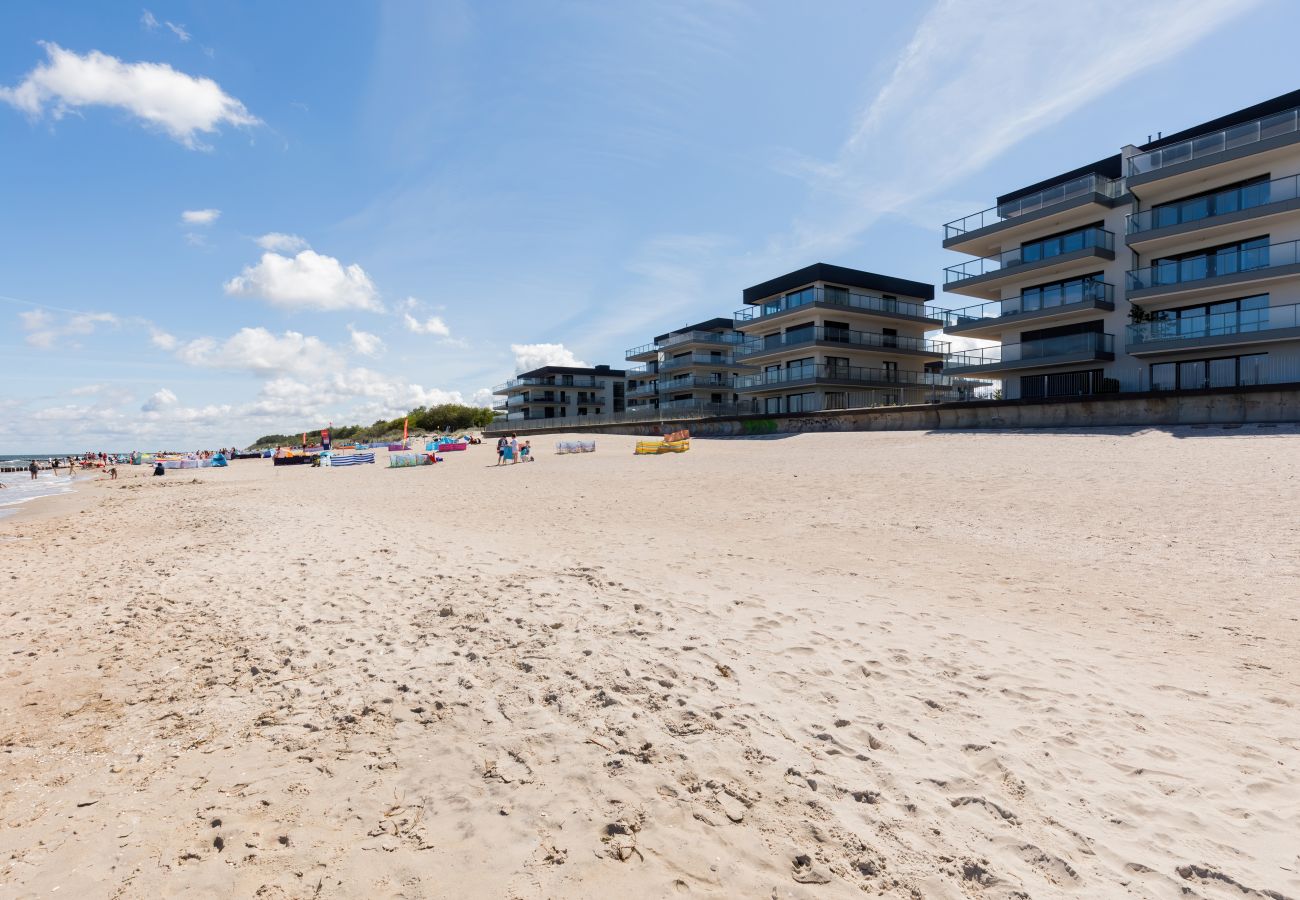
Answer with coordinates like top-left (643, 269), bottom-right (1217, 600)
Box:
top-left (1128, 105), bottom-right (1300, 176)
top-left (624, 342), bottom-right (658, 359)
top-left (1128, 174), bottom-right (1300, 235)
top-left (736, 326), bottom-right (948, 357)
top-left (944, 227), bottom-right (1114, 284)
top-left (657, 376), bottom-right (733, 392)
top-left (626, 382), bottom-right (659, 397)
top-left (944, 281), bottom-right (1114, 327)
top-left (735, 363), bottom-right (958, 390)
top-left (734, 285), bottom-right (942, 322)
top-left (946, 332), bottom-right (1115, 368)
top-left (944, 173), bottom-right (1122, 239)
top-left (493, 374), bottom-right (601, 392)
top-left (1127, 301), bottom-right (1300, 346)
top-left (1127, 239), bottom-right (1300, 291)
top-left (658, 353), bottom-right (739, 371)
top-left (624, 364), bottom-right (655, 377)
top-left (659, 330), bottom-right (743, 349)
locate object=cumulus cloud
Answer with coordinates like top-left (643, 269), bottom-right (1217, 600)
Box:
top-left (224, 250), bottom-right (382, 312)
top-left (0, 42), bottom-right (259, 149)
top-left (471, 387), bottom-right (495, 408)
top-left (141, 388), bottom-right (177, 412)
top-left (19, 309), bottom-right (118, 349)
top-left (256, 232), bottom-right (309, 253)
top-left (181, 208), bottom-right (220, 225)
top-left (347, 325), bottom-right (384, 358)
top-left (511, 342), bottom-right (587, 373)
top-left (402, 312), bottom-right (450, 337)
top-left (175, 327), bottom-right (341, 377)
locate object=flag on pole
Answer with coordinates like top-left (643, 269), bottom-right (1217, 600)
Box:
top-left (403, 417), bottom-right (409, 442)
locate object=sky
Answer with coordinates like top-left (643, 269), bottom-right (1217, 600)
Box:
top-left (1, 0), bottom-right (1293, 450)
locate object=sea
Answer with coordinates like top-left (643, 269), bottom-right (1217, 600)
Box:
top-left (0, 455), bottom-right (100, 520)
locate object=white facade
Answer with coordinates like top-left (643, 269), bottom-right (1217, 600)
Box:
top-left (942, 91), bottom-right (1300, 399)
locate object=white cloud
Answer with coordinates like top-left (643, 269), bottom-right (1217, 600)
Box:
top-left (166, 22), bottom-right (191, 42)
top-left (182, 208), bottom-right (220, 225)
top-left (0, 42), bottom-right (259, 149)
top-left (402, 312), bottom-right (450, 337)
top-left (256, 232), bottom-right (309, 253)
top-left (148, 326), bottom-right (177, 350)
top-left (511, 342), bottom-right (587, 373)
top-left (19, 309), bottom-right (118, 349)
top-left (141, 388), bottom-right (177, 412)
top-left (348, 325), bottom-right (384, 357)
top-left (471, 387), bottom-right (494, 408)
top-left (140, 10), bottom-right (159, 30)
top-left (175, 327), bottom-right (342, 377)
top-left (224, 250), bottom-right (381, 312)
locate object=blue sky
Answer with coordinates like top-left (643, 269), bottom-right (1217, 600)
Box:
top-left (1, 0), bottom-right (1294, 449)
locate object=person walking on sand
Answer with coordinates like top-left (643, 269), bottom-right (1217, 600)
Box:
top-left (496, 436), bottom-right (506, 466)
top-left (509, 434), bottom-right (519, 465)
top-left (28, 459), bottom-right (39, 480)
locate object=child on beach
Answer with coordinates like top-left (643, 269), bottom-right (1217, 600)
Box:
top-left (509, 435), bottom-right (519, 464)
top-left (496, 437), bottom-right (506, 466)
top-left (523, 440), bottom-right (533, 461)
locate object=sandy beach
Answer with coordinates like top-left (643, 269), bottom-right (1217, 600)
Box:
top-left (1, 428), bottom-right (1297, 899)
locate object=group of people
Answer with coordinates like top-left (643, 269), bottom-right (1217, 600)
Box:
top-left (496, 434), bottom-right (533, 465)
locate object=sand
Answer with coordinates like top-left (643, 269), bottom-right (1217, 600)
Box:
top-left (1, 428), bottom-right (1297, 899)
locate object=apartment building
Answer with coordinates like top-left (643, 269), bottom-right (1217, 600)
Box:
top-left (492, 364), bottom-right (626, 421)
top-left (941, 88), bottom-right (1300, 399)
top-left (732, 263), bottom-right (958, 413)
top-left (624, 317), bottom-right (747, 411)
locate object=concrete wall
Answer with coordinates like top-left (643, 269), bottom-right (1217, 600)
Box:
top-left (485, 384), bottom-right (1300, 438)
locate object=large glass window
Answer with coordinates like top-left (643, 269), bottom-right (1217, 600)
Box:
top-left (1149, 294), bottom-right (1268, 340)
top-left (1152, 236), bottom-right (1269, 285)
top-left (1019, 369), bottom-right (1103, 399)
top-left (1020, 224), bottom-right (1104, 263)
top-left (1149, 176), bottom-right (1270, 228)
top-left (1149, 353), bottom-right (1268, 390)
top-left (1021, 273), bottom-right (1105, 312)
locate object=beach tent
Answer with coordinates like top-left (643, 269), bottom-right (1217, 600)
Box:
top-left (211, 453), bottom-right (228, 467)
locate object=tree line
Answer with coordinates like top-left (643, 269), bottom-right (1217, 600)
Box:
top-left (249, 403), bottom-right (496, 449)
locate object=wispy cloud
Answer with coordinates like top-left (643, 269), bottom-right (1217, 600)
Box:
top-left (779, 0), bottom-right (1263, 259)
top-left (182, 208), bottom-right (220, 225)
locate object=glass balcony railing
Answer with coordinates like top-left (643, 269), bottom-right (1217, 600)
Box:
top-left (944, 174), bottom-right (1122, 239)
top-left (736, 364), bottom-right (956, 390)
top-left (735, 326), bottom-right (947, 357)
top-left (1127, 302), bottom-right (1299, 346)
top-left (659, 330), bottom-right (743, 349)
top-left (944, 228), bottom-right (1114, 284)
top-left (1128, 106), bottom-right (1300, 176)
top-left (658, 376), bottom-right (733, 392)
top-left (494, 375), bottom-right (600, 392)
top-left (946, 332), bottom-right (1115, 369)
top-left (627, 382), bottom-right (659, 397)
top-left (658, 353), bottom-right (738, 371)
top-left (944, 281), bottom-right (1115, 327)
top-left (1127, 240), bottom-right (1300, 291)
top-left (624, 342), bottom-right (658, 359)
top-left (734, 286), bottom-right (941, 322)
top-left (1128, 174), bottom-right (1300, 235)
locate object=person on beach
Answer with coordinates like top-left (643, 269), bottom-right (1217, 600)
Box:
top-left (496, 436), bottom-right (506, 466)
top-left (108, 466), bottom-right (118, 480)
top-left (522, 440), bottom-right (533, 462)
top-left (28, 460), bottom-right (39, 480)
top-left (153, 460), bottom-right (165, 477)
top-left (509, 434), bottom-right (519, 465)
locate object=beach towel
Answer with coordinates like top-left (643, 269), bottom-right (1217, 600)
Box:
top-left (331, 453), bottom-right (376, 466)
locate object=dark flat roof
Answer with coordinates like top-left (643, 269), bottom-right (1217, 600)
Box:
top-left (1140, 87), bottom-right (1300, 151)
top-left (998, 155), bottom-right (1122, 207)
top-left (653, 317), bottom-right (735, 343)
top-left (519, 364), bottom-right (625, 378)
top-left (742, 263), bottom-right (934, 304)
top-left (996, 88), bottom-right (1300, 206)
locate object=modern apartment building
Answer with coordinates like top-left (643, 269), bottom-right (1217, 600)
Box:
top-left (492, 364), bottom-right (627, 421)
top-left (941, 88), bottom-right (1300, 399)
top-left (624, 317), bottom-right (747, 411)
top-left (732, 263), bottom-right (958, 413)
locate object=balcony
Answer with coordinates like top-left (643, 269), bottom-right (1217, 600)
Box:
top-left (625, 342), bottom-right (659, 362)
top-left (1127, 175), bottom-right (1300, 249)
top-left (626, 382), bottom-right (659, 398)
top-left (659, 330), bottom-right (743, 350)
top-left (494, 375), bottom-right (600, 392)
top-left (735, 286), bottom-right (943, 327)
top-left (1127, 105), bottom-right (1300, 186)
top-left (735, 326), bottom-right (948, 360)
top-left (943, 281), bottom-right (1115, 337)
top-left (658, 376), bottom-right (733, 393)
top-left (1127, 240), bottom-right (1300, 302)
top-left (1126, 301), bottom-right (1300, 356)
top-left (735, 363), bottom-right (957, 392)
top-left (944, 228), bottom-right (1115, 298)
top-left (943, 174), bottom-right (1122, 253)
top-left (943, 332), bottom-right (1115, 375)
top-left (658, 352), bottom-right (744, 372)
